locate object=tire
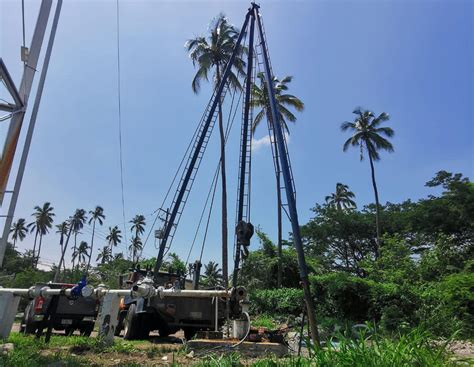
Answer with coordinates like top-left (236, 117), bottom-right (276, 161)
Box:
top-left (114, 311), bottom-right (126, 337)
top-left (80, 323), bottom-right (93, 337)
top-left (184, 328), bottom-right (197, 340)
top-left (22, 303), bottom-right (37, 335)
top-left (123, 304), bottom-right (141, 340)
top-left (156, 316), bottom-right (171, 337)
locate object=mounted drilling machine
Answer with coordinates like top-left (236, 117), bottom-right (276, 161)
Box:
top-left (116, 3), bottom-right (319, 344)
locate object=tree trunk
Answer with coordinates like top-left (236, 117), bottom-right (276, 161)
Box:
top-left (86, 220), bottom-right (95, 273)
top-left (12, 238), bottom-right (16, 251)
top-left (216, 64), bottom-right (228, 288)
top-left (32, 231), bottom-right (38, 267)
top-left (35, 233), bottom-right (43, 268)
top-left (368, 153), bottom-right (381, 258)
top-left (71, 232), bottom-right (78, 272)
top-left (54, 226), bottom-right (73, 282)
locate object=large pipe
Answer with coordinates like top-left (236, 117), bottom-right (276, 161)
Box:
top-left (0, 285), bottom-right (246, 300)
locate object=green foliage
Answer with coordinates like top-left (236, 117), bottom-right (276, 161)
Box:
top-left (251, 288), bottom-right (304, 315)
top-left (251, 314), bottom-right (278, 329)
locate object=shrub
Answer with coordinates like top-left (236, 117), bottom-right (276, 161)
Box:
top-left (250, 288), bottom-right (304, 316)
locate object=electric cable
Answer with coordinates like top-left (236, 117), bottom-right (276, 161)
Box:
top-left (116, 0), bottom-right (128, 246)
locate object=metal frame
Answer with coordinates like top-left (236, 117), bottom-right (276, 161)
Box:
top-left (232, 12), bottom-right (255, 289)
top-left (0, 0), bottom-right (61, 267)
top-left (153, 9), bottom-right (253, 279)
top-left (252, 3), bottom-right (320, 346)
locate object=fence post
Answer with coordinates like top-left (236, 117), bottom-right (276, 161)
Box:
top-left (97, 292), bottom-right (121, 344)
top-left (0, 292), bottom-right (21, 339)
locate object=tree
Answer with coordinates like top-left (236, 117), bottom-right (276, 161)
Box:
top-left (10, 218), bottom-right (27, 250)
top-left (72, 241), bottom-right (89, 271)
top-left (54, 209), bottom-right (87, 282)
top-left (325, 183), bottom-right (357, 210)
top-left (251, 73), bottom-right (304, 288)
top-left (202, 261), bottom-right (223, 287)
top-left (186, 14), bottom-right (246, 288)
top-left (27, 202), bottom-right (55, 267)
top-left (341, 108), bottom-right (394, 256)
top-left (70, 209), bottom-right (87, 271)
top-left (130, 215), bottom-right (145, 263)
top-left (129, 236), bottom-right (143, 264)
top-left (164, 253), bottom-right (186, 274)
top-left (106, 225), bottom-right (122, 255)
top-left (96, 246), bottom-right (112, 265)
top-left (56, 221), bottom-right (68, 273)
top-left (86, 206), bottom-right (105, 273)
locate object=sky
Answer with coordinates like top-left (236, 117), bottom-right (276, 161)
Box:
top-left (1, 0), bottom-right (472, 271)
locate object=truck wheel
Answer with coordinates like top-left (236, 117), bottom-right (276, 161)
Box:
top-left (114, 311), bottom-right (126, 336)
top-left (22, 303), bottom-right (37, 334)
top-left (156, 317), bottom-right (171, 338)
top-left (184, 328), bottom-right (197, 340)
top-left (123, 304), bottom-right (140, 340)
top-left (80, 324), bottom-right (93, 337)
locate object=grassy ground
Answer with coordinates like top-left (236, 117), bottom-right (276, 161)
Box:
top-left (0, 330), bottom-right (471, 366)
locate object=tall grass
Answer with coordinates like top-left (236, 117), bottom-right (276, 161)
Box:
top-left (197, 329), bottom-right (462, 367)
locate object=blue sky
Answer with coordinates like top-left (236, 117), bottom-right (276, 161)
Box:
top-left (1, 0), bottom-right (472, 270)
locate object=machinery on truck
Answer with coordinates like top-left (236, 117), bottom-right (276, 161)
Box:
top-left (115, 3), bottom-right (318, 342)
top-left (20, 282), bottom-right (98, 336)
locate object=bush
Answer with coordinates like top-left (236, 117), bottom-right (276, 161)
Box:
top-left (250, 288), bottom-right (304, 316)
top-left (310, 273), bottom-right (421, 330)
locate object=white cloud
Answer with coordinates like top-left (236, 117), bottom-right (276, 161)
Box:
top-left (252, 133), bottom-right (290, 152)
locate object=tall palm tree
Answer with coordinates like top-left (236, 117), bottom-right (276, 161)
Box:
top-left (129, 236), bottom-right (143, 264)
top-left (54, 209), bottom-right (87, 282)
top-left (70, 209), bottom-right (87, 271)
top-left (341, 107), bottom-right (394, 256)
top-left (106, 225), bottom-right (122, 255)
top-left (28, 202), bottom-right (55, 267)
top-left (86, 206), bottom-right (105, 273)
top-left (96, 246), bottom-right (112, 265)
top-left (72, 241), bottom-right (89, 271)
top-left (202, 261), bottom-right (222, 287)
top-left (251, 73), bottom-right (304, 288)
top-left (129, 215), bottom-right (145, 262)
top-left (56, 221), bottom-right (68, 273)
top-left (186, 14), bottom-right (246, 288)
top-left (325, 183), bottom-right (357, 210)
top-left (10, 218), bottom-right (27, 250)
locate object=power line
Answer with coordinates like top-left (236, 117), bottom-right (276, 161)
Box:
top-left (116, 0), bottom-right (128, 246)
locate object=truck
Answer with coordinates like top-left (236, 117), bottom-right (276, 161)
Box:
top-left (20, 282), bottom-right (99, 336)
top-left (115, 267), bottom-right (245, 340)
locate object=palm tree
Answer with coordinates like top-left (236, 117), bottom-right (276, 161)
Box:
top-left (186, 14), bottom-right (246, 288)
top-left (27, 202), bottom-right (55, 267)
top-left (251, 73), bottom-right (304, 288)
top-left (86, 206), bottom-right (105, 273)
top-left (96, 246), bottom-right (112, 265)
top-left (325, 183), bottom-right (357, 210)
top-left (56, 221), bottom-right (68, 273)
top-left (10, 218), bottom-right (27, 250)
top-left (129, 215), bottom-right (145, 262)
top-left (106, 225), bottom-right (122, 255)
top-left (54, 209), bottom-right (87, 282)
top-left (72, 241), bottom-right (89, 271)
top-left (202, 261), bottom-right (222, 287)
top-left (129, 236), bottom-right (143, 264)
top-left (341, 107), bottom-right (394, 256)
top-left (70, 209), bottom-right (87, 271)
top-left (114, 252), bottom-right (124, 261)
